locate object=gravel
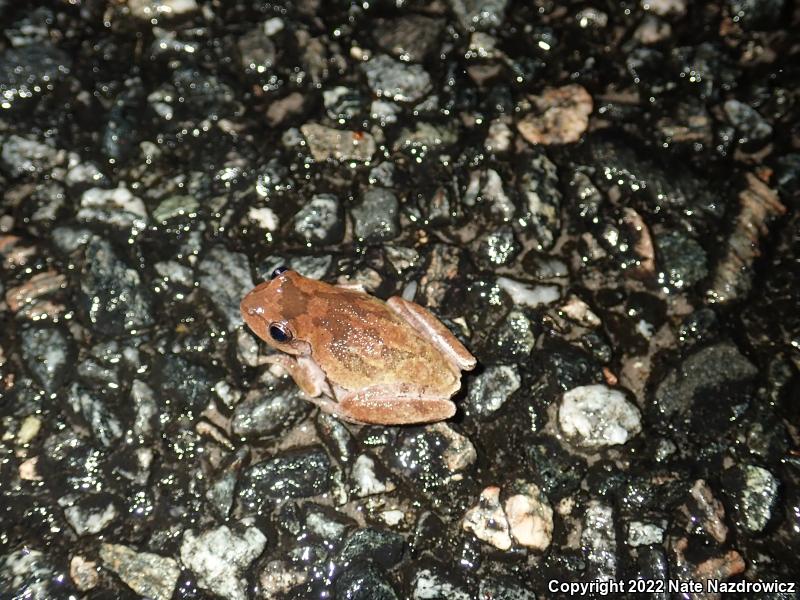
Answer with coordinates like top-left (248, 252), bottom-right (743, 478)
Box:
top-left (99, 543), bottom-right (180, 600)
top-left (558, 384), bottom-right (642, 449)
top-left (1, 1), bottom-right (796, 597)
top-left (292, 193), bottom-right (345, 245)
top-left (180, 524), bottom-right (267, 600)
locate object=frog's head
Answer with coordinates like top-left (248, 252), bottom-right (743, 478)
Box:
top-left (240, 267), bottom-right (310, 355)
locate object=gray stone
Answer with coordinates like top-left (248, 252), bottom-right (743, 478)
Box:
top-left (478, 576), bottom-right (535, 600)
top-left (152, 195), bottom-right (199, 222)
top-left (493, 310), bottom-right (537, 361)
top-left (78, 186), bottom-right (148, 230)
top-left (451, 0), bottom-right (509, 31)
top-left (626, 520), bottom-right (666, 547)
top-left (61, 494), bottom-right (118, 536)
top-left (198, 245), bottom-right (255, 331)
top-left (1, 134), bottom-right (63, 178)
top-left (411, 569), bottom-right (471, 600)
top-left (581, 502), bottom-right (616, 581)
top-left (476, 226), bottom-right (520, 266)
top-left (323, 86), bottom-right (366, 122)
top-left (238, 25), bottom-right (276, 75)
top-left (352, 188), bottom-right (400, 242)
top-left (100, 543), bottom-right (180, 600)
top-left (723, 99), bottom-right (772, 145)
top-left (518, 151), bottom-right (562, 251)
top-left (0, 549), bottom-right (63, 600)
top-left (362, 54), bottom-right (432, 103)
top-left (180, 524), bottom-right (267, 600)
top-left (231, 388), bottom-right (309, 438)
top-left (131, 379), bottom-right (158, 438)
top-left (464, 364), bottom-right (521, 417)
top-left (19, 325), bottom-right (73, 393)
top-left (67, 384), bottom-right (124, 447)
top-left (725, 464), bottom-right (779, 534)
top-left (293, 193), bottom-right (344, 244)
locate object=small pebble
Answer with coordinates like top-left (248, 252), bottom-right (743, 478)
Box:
top-left (558, 384), bottom-right (642, 449)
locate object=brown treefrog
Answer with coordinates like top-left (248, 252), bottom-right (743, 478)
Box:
top-left (240, 267), bottom-right (477, 425)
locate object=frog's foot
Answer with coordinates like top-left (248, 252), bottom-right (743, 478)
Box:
top-left (335, 281), bottom-right (368, 294)
top-left (302, 395), bottom-right (368, 425)
top-left (333, 385), bottom-right (457, 425)
top-left (386, 296), bottom-right (477, 371)
top-left (262, 354), bottom-right (331, 397)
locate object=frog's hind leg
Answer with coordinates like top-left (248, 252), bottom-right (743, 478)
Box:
top-left (336, 386), bottom-right (457, 425)
top-left (335, 282), bottom-right (368, 293)
top-left (386, 297), bottom-right (477, 371)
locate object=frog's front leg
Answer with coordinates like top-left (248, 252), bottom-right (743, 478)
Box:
top-left (334, 384), bottom-right (457, 425)
top-left (262, 354), bottom-right (332, 397)
top-left (386, 297), bottom-right (477, 371)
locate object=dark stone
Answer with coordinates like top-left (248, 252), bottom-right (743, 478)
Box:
top-left (338, 528), bottom-right (405, 570)
top-left (0, 44), bottom-right (71, 111)
top-left (238, 447), bottom-right (333, 512)
top-left (475, 226), bottom-right (520, 267)
top-left (523, 437), bottom-right (587, 498)
top-left (656, 230), bottom-right (708, 290)
top-left (231, 388), bottom-right (310, 439)
top-left (154, 354), bottom-right (215, 413)
top-left (676, 309), bottom-right (720, 348)
top-left (478, 575), bottom-right (535, 600)
top-left (78, 237), bottom-right (153, 338)
top-left (373, 15), bottom-right (444, 63)
top-left (720, 463), bottom-right (780, 535)
top-left (516, 151), bottom-right (562, 251)
top-left (19, 324), bottom-right (74, 393)
top-left (534, 338), bottom-right (604, 392)
top-left (0, 548), bottom-right (72, 599)
top-left (723, 99), bottom-right (772, 147)
top-left (334, 561), bottom-right (398, 600)
top-left (653, 343), bottom-right (758, 420)
top-left (727, 0), bottom-right (786, 30)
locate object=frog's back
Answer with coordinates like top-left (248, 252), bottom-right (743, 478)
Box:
top-left (297, 284), bottom-right (459, 394)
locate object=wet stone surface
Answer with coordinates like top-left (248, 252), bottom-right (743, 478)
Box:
top-left (0, 1), bottom-right (798, 598)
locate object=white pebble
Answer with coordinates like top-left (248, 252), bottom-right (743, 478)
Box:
top-left (497, 277), bottom-right (560, 308)
top-left (558, 384), bottom-right (642, 449)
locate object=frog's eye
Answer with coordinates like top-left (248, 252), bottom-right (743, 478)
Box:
top-left (269, 323), bottom-right (292, 343)
top-left (271, 266), bottom-right (289, 279)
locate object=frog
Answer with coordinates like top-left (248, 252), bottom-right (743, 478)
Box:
top-left (240, 267), bottom-right (477, 425)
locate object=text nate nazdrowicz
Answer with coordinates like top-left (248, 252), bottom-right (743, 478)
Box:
top-left (548, 579), bottom-right (796, 596)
